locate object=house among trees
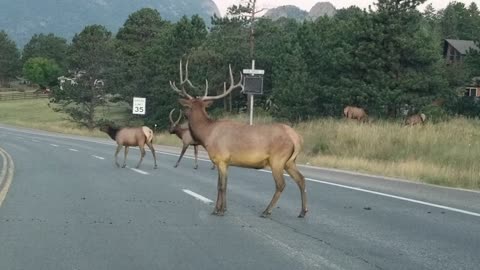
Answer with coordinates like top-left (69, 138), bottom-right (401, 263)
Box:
top-left (443, 39), bottom-right (480, 97)
top-left (465, 78), bottom-right (480, 97)
top-left (443, 39), bottom-right (478, 64)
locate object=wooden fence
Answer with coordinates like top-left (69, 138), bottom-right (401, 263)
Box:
top-left (0, 92), bottom-right (49, 101)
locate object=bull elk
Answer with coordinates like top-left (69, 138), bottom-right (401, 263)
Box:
top-left (169, 109), bottom-right (215, 170)
top-left (170, 60), bottom-right (308, 218)
top-left (405, 113), bottom-right (426, 126)
top-left (344, 106), bottom-right (368, 123)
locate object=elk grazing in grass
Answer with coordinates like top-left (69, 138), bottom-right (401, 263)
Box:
top-left (100, 124), bottom-right (158, 169)
top-left (170, 60), bottom-right (307, 218)
top-left (169, 109), bottom-right (215, 170)
top-left (405, 113), bottom-right (426, 126)
top-left (344, 106), bottom-right (368, 123)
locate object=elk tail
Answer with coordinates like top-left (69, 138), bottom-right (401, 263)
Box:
top-left (285, 126), bottom-right (303, 165)
top-left (142, 126), bottom-right (154, 144)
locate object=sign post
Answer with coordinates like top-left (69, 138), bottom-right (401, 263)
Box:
top-left (243, 60), bottom-right (264, 125)
top-left (132, 97), bottom-right (146, 115)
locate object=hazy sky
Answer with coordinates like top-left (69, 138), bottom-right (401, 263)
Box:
top-left (213, 0), bottom-right (477, 16)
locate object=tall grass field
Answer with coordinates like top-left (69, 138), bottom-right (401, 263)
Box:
top-left (1, 99), bottom-right (479, 189)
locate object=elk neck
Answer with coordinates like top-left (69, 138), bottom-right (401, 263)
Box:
top-left (172, 126), bottom-right (188, 138)
top-left (187, 106), bottom-right (214, 146)
top-left (106, 126), bottom-right (120, 141)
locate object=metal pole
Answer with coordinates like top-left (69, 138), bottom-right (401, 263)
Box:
top-left (249, 59), bottom-right (255, 126)
top-left (249, 95), bottom-right (254, 125)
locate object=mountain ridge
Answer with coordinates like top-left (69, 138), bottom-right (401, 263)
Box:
top-left (263, 2), bottom-right (337, 21)
top-left (0, 0), bottom-right (220, 48)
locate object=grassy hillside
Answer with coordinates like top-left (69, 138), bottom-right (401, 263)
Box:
top-left (0, 99), bottom-right (479, 190)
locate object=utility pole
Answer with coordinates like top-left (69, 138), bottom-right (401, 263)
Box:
top-left (246, 0), bottom-right (267, 125)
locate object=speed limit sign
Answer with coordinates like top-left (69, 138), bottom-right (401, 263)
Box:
top-left (132, 97), bottom-right (146, 115)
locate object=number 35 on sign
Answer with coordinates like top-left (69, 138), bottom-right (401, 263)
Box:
top-left (132, 97), bottom-right (146, 115)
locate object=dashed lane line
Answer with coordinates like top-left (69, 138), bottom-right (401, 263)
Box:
top-left (182, 189), bottom-right (213, 204)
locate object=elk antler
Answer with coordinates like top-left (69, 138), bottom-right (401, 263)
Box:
top-left (169, 60), bottom-right (193, 99)
top-left (201, 65), bottom-right (244, 101)
top-left (169, 109), bottom-right (183, 126)
top-left (170, 61), bottom-right (243, 100)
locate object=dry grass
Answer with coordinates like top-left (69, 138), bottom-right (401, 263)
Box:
top-left (0, 99), bottom-right (478, 189)
top-left (296, 118), bottom-right (480, 189)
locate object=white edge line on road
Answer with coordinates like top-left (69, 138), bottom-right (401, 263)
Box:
top-left (92, 155), bottom-right (105, 160)
top-left (306, 177), bottom-right (480, 217)
top-left (129, 168), bottom-right (149, 175)
top-left (0, 147), bottom-right (15, 207)
top-left (182, 189), bottom-right (213, 204)
top-left (2, 126), bottom-right (479, 217)
top-left (157, 151), bottom-right (211, 162)
top-left (256, 169), bottom-right (480, 218)
top-left (68, 148), bottom-right (79, 152)
top-left (50, 144), bottom-right (59, 147)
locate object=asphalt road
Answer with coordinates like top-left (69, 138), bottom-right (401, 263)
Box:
top-left (0, 124), bottom-right (479, 270)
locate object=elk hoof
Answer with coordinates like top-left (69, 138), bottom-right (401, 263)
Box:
top-left (260, 211), bottom-right (271, 218)
top-left (211, 209), bottom-right (225, 216)
top-left (174, 164), bottom-right (179, 168)
top-left (121, 164), bottom-right (126, 168)
top-left (194, 165), bottom-right (198, 170)
top-left (211, 166), bottom-right (216, 170)
top-left (154, 165), bottom-right (158, 169)
top-left (298, 209), bottom-right (308, 218)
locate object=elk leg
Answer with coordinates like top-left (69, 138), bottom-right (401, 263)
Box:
top-left (193, 145), bottom-right (199, 169)
top-left (212, 172), bottom-right (222, 215)
top-left (262, 167), bottom-right (286, 218)
top-left (286, 163), bottom-right (308, 218)
top-left (146, 142), bottom-right (158, 169)
top-left (211, 163), bottom-right (216, 170)
top-left (114, 145), bottom-right (122, 167)
top-left (175, 145), bottom-right (188, 168)
top-left (122, 146), bottom-right (129, 168)
top-left (136, 146), bottom-right (146, 169)
top-left (212, 162), bottom-right (228, 216)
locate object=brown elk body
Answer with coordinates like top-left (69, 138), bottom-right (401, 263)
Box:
top-left (405, 113), bottom-right (426, 126)
top-left (170, 61), bottom-right (307, 218)
top-left (100, 125), bottom-right (158, 169)
top-left (344, 106), bottom-right (368, 123)
top-left (169, 109), bottom-right (215, 170)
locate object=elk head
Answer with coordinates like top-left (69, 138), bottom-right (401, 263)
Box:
top-left (168, 109), bottom-right (183, 134)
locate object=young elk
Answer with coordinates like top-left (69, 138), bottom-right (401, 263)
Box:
top-left (169, 109), bottom-right (215, 170)
top-left (170, 60), bottom-right (307, 218)
top-left (405, 113), bottom-right (426, 126)
top-left (344, 106), bottom-right (368, 123)
top-left (100, 125), bottom-right (158, 169)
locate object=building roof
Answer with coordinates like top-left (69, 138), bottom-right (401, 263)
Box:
top-left (445, 39), bottom-right (478, 55)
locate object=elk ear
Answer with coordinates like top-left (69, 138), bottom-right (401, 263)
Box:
top-left (203, 100), bottom-right (214, 107)
top-left (178, 99), bottom-right (192, 108)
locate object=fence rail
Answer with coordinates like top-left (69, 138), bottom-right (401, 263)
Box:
top-left (0, 92), bottom-right (49, 101)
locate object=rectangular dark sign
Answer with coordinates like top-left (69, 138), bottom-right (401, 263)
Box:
top-left (243, 76), bottom-right (263, 95)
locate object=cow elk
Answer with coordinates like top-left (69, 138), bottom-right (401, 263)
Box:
top-left (100, 124), bottom-right (158, 169)
top-left (170, 60), bottom-right (308, 218)
top-left (169, 109), bottom-right (215, 170)
top-left (344, 106), bottom-right (368, 123)
top-left (405, 113), bottom-right (426, 126)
